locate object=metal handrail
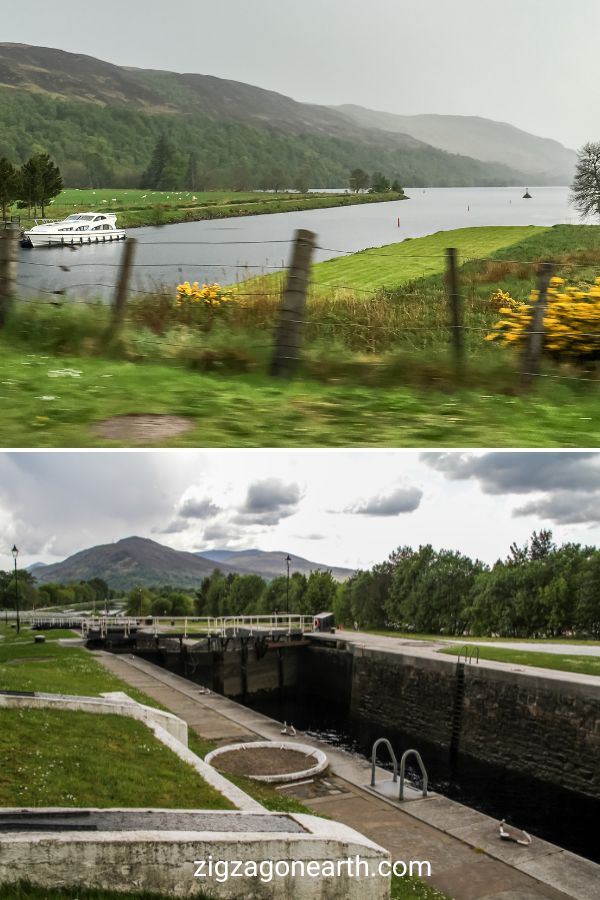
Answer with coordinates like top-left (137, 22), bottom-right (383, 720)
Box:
top-left (399, 749), bottom-right (428, 800)
top-left (370, 738), bottom-right (398, 787)
top-left (9, 612), bottom-right (315, 636)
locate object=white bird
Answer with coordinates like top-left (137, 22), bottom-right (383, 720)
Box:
top-left (289, 724), bottom-right (296, 736)
top-left (281, 721), bottom-right (288, 735)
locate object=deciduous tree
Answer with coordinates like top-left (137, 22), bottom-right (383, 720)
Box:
top-left (570, 142), bottom-right (600, 220)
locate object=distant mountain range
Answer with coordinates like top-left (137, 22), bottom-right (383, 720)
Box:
top-left (0, 43), bottom-right (574, 187)
top-left (198, 549), bottom-right (353, 581)
top-left (28, 537), bottom-right (353, 590)
top-left (335, 106), bottom-right (576, 186)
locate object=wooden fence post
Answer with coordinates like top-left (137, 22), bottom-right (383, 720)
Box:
top-left (0, 227), bottom-right (19, 329)
top-left (520, 261), bottom-right (554, 389)
top-left (446, 247), bottom-right (464, 370)
top-left (106, 238), bottom-right (136, 340)
top-left (270, 229), bottom-right (315, 378)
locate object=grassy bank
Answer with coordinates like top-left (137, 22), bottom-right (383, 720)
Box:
top-left (309, 225), bottom-right (546, 291)
top-left (0, 623), bottom-right (311, 815)
top-left (0, 708), bottom-right (233, 809)
top-left (4, 223), bottom-right (600, 447)
top-left (365, 629), bottom-right (600, 646)
top-left (441, 644), bottom-right (600, 676)
top-left (14, 187), bottom-right (404, 229)
top-left (0, 343), bottom-right (599, 446)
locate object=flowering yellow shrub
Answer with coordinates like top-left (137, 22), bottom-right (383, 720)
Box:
top-left (486, 277), bottom-right (600, 362)
top-left (176, 281), bottom-right (234, 308)
top-left (490, 289), bottom-right (521, 309)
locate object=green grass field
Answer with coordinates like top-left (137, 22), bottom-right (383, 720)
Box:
top-left (0, 344), bottom-right (599, 447)
top-left (311, 225), bottom-right (547, 291)
top-left (0, 708), bottom-right (233, 809)
top-left (15, 187), bottom-right (400, 229)
top-left (441, 644), bottom-right (600, 676)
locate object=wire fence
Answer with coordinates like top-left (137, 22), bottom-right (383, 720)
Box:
top-left (2, 227), bottom-right (600, 389)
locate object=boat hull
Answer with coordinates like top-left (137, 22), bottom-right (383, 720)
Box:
top-left (23, 231), bottom-right (127, 248)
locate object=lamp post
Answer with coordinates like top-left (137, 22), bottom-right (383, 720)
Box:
top-left (285, 554), bottom-right (291, 615)
top-left (11, 545), bottom-right (19, 634)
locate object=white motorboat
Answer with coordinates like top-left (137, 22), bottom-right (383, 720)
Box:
top-left (22, 213), bottom-right (127, 248)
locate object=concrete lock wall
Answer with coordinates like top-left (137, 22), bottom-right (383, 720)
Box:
top-left (306, 642), bottom-right (600, 801)
top-left (0, 814), bottom-right (390, 900)
top-left (459, 667), bottom-right (600, 798)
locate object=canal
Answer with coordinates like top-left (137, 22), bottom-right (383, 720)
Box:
top-left (240, 687), bottom-right (600, 865)
top-left (17, 186), bottom-right (576, 299)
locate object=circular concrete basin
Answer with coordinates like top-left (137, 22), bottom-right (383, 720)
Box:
top-left (205, 741), bottom-right (328, 783)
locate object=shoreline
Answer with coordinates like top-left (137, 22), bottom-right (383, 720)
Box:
top-left (14, 190), bottom-right (407, 232)
top-left (104, 190), bottom-right (408, 230)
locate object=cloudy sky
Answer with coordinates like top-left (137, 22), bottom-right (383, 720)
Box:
top-left (5, 0), bottom-right (599, 147)
top-left (3, 451), bottom-right (600, 571)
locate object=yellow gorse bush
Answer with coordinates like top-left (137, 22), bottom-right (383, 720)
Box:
top-left (176, 281), bottom-right (234, 308)
top-left (486, 276), bottom-right (600, 362)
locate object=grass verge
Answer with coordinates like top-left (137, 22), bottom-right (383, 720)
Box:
top-left (0, 876), bottom-right (450, 900)
top-left (0, 625), bottom-right (313, 815)
top-left (441, 645), bottom-right (600, 676)
top-left (0, 885), bottom-right (215, 900)
top-left (365, 629), bottom-right (600, 646)
top-left (0, 708), bottom-right (233, 809)
top-left (1, 343), bottom-right (600, 447)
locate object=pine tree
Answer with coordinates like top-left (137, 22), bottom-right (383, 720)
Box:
top-left (19, 153), bottom-right (63, 217)
top-left (141, 134), bottom-right (179, 189)
top-left (0, 157), bottom-right (20, 221)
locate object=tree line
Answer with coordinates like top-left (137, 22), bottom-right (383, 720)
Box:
top-left (335, 530), bottom-right (600, 638)
top-left (0, 151), bottom-right (63, 219)
top-left (3, 530), bottom-right (598, 638)
top-left (349, 168), bottom-right (403, 194)
top-left (0, 573), bottom-right (113, 611)
top-left (124, 568), bottom-right (339, 618)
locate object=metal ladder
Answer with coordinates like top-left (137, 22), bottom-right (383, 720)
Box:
top-left (370, 738), bottom-right (398, 787)
top-left (370, 739), bottom-right (429, 800)
top-left (457, 645), bottom-right (480, 664)
top-left (399, 749), bottom-right (428, 800)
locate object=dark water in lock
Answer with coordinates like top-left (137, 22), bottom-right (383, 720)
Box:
top-left (240, 688), bottom-right (600, 864)
top-left (17, 186), bottom-right (579, 300)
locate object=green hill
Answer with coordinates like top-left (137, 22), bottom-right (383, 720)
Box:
top-left (0, 43), bottom-right (536, 189)
top-left (30, 537), bottom-right (352, 590)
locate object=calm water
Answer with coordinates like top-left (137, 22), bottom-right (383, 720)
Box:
top-left (17, 186), bottom-right (580, 299)
top-left (243, 690), bottom-right (600, 864)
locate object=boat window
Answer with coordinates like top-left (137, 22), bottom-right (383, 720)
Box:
top-left (75, 225), bottom-right (89, 231)
top-left (102, 224), bottom-right (112, 230)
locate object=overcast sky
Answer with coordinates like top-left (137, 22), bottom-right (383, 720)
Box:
top-left (3, 451), bottom-right (600, 571)
top-left (4, 0), bottom-right (599, 147)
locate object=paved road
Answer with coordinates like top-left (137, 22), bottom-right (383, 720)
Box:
top-left (320, 632), bottom-right (600, 686)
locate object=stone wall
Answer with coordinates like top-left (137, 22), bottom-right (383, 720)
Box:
top-left (304, 641), bottom-right (600, 801)
top-left (459, 666), bottom-right (600, 799)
